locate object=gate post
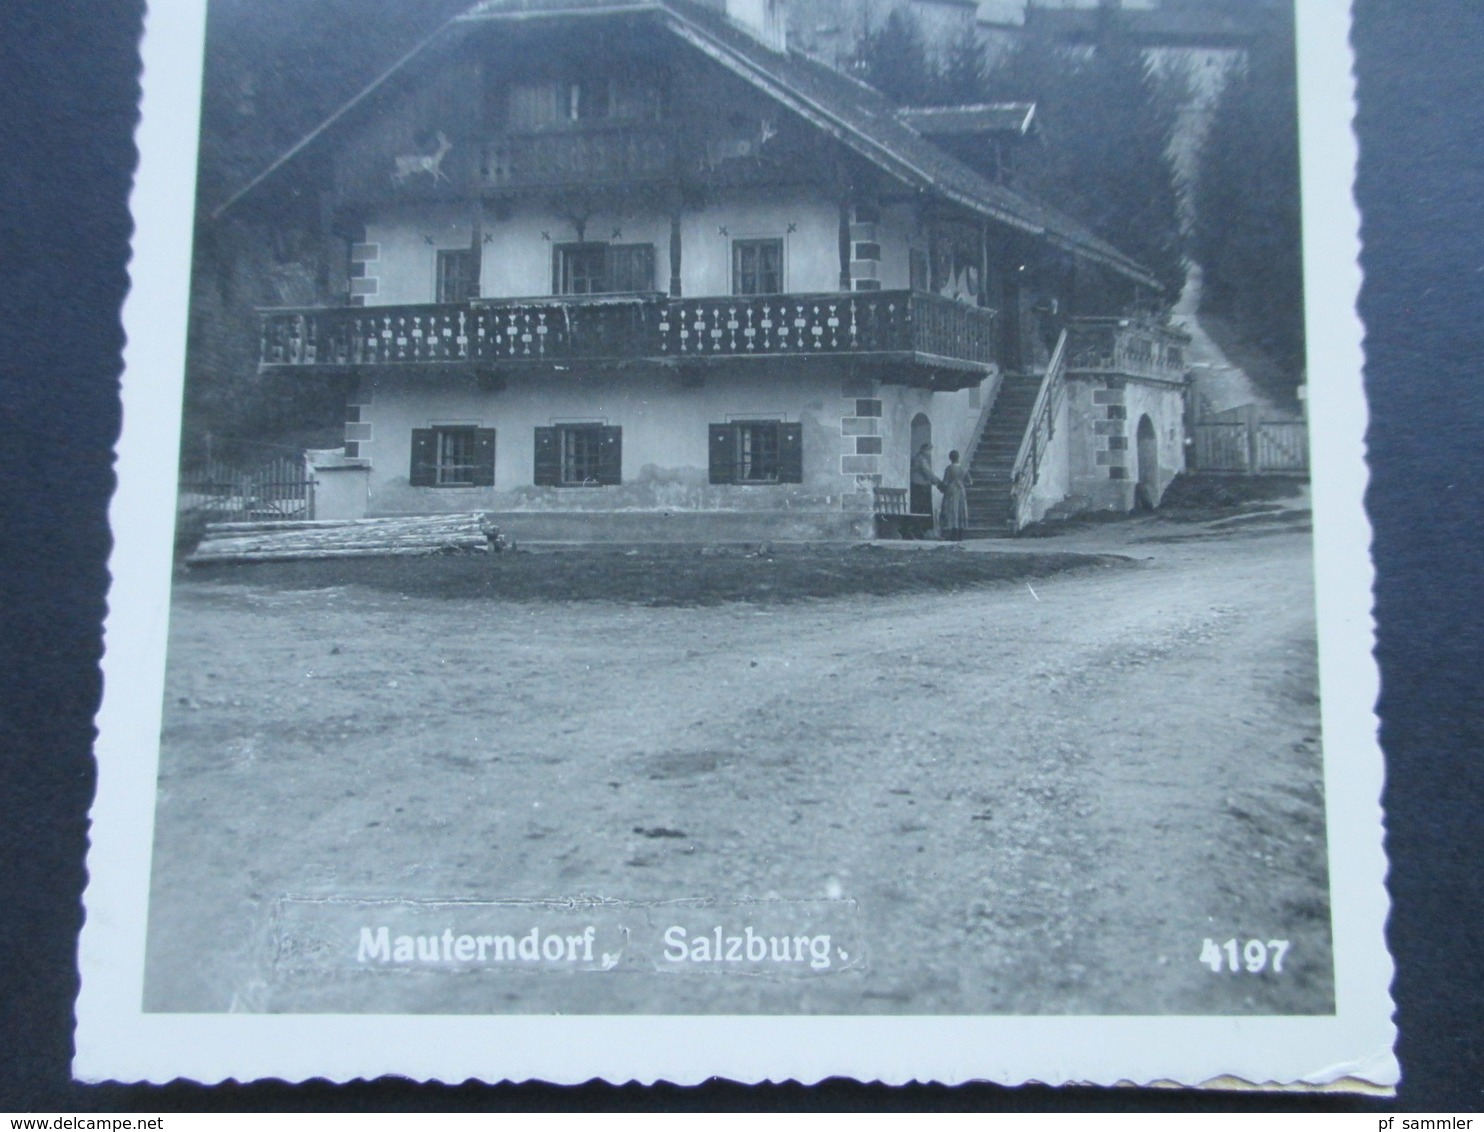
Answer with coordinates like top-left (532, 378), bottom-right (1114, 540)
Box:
top-left (302, 453), bottom-right (315, 521)
top-left (1244, 403), bottom-right (1260, 474)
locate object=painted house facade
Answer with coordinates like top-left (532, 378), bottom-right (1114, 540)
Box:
top-left (238, 0), bottom-right (1189, 539)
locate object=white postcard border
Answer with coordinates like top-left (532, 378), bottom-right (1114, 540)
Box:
top-left (75, 0), bottom-right (1396, 1088)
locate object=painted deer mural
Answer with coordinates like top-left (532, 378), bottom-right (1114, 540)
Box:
top-left (393, 131), bottom-right (453, 185)
top-left (702, 118), bottom-right (777, 171)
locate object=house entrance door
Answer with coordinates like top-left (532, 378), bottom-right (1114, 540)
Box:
top-left (909, 414), bottom-right (933, 517)
top-left (1135, 414), bottom-right (1158, 509)
top-left (1000, 276), bottom-right (1024, 373)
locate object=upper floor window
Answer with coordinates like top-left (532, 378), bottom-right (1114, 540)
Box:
top-left (910, 249), bottom-right (930, 293)
top-left (732, 239), bottom-right (784, 296)
top-left (554, 243), bottom-right (656, 295)
top-left (505, 77), bottom-right (662, 131)
top-left (436, 249), bottom-right (478, 303)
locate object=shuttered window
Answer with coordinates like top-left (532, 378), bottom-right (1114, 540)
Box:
top-left (708, 421), bottom-right (802, 484)
top-left (608, 244), bottom-right (656, 293)
top-left (555, 244), bottom-right (607, 295)
top-left (533, 425), bottom-right (621, 486)
top-left (554, 243), bottom-right (656, 295)
top-left (409, 427), bottom-right (495, 487)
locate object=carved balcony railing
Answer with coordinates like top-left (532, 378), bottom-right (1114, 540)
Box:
top-left (260, 291), bottom-right (997, 376)
top-left (1063, 317), bottom-right (1190, 383)
top-left (658, 291), bottom-right (996, 368)
top-left (482, 128), bottom-right (675, 189)
top-left (259, 296), bottom-right (665, 368)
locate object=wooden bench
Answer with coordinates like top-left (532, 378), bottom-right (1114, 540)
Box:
top-left (873, 487), bottom-right (935, 539)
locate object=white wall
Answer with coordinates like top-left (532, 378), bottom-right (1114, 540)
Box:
top-left (1064, 376), bottom-right (1186, 511)
top-left (348, 361), bottom-right (995, 521)
top-left (361, 187), bottom-right (903, 304)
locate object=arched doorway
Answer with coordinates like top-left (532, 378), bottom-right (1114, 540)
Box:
top-left (909, 414), bottom-right (933, 518)
top-left (1135, 414), bottom-right (1159, 510)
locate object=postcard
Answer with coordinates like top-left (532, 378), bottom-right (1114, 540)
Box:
top-left (77, 0), bottom-right (1395, 1088)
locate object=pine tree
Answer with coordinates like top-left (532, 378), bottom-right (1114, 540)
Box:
top-left (184, 0), bottom-right (466, 457)
top-left (855, 9), bottom-right (1187, 303)
top-left (979, 20), bottom-right (1187, 300)
top-left (853, 8), bottom-right (938, 106)
top-left (937, 33), bottom-right (987, 106)
top-left (1192, 8), bottom-right (1305, 385)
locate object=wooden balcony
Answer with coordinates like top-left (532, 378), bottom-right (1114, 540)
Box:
top-left (1063, 316), bottom-right (1191, 384)
top-left (482, 128), bottom-right (674, 189)
top-left (259, 291), bottom-right (998, 387)
top-left (659, 292), bottom-right (996, 373)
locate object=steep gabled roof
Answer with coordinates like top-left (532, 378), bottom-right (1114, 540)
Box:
top-left (219, 0), bottom-right (1160, 289)
top-left (640, 1), bottom-right (1157, 286)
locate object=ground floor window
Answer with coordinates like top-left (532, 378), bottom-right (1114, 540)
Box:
top-left (709, 421), bottom-right (803, 484)
top-left (409, 427), bottom-right (496, 487)
top-left (534, 424), bottom-right (622, 486)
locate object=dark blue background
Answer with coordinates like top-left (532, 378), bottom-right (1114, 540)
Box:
top-left (1, 0), bottom-right (1479, 1112)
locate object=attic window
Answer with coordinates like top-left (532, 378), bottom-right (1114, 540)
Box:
top-left (505, 78), bottom-right (662, 130)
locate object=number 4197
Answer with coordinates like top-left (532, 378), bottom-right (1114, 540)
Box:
top-left (1201, 938), bottom-right (1290, 973)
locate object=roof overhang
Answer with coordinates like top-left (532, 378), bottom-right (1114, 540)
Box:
top-left (895, 102), bottom-right (1037, 138)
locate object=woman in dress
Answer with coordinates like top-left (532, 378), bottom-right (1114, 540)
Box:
top-left (939, 449), bottom-right (972, 541)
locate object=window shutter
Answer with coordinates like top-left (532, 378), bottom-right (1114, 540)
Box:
top-left (410, 429), bottom-right (437, 487)
top-left (597, 425), bottom-right (623, 485)
top-left (533, 427), bottom-right (560, 485)
top-left (778, 422), bottom-right (803, 483)
top-left (709, 424), bottom-right (736, 484)
top-left (609, 244), bottom-right (656, 292)
top-left (472, 428), bottom-right (496, 486)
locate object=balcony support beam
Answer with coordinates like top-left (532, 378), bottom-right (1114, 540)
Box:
top-left (978, 221), bottom-right (991, 310)
top-left (669, 203), bottom-right (683, 298)
top-left (470, 197), bottom-right (485, 298)
top-left (837, 198), bottom-right (852, 292)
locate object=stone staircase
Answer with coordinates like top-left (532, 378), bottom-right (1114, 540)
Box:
top-left (963, 370), bottom-right (1046, 538)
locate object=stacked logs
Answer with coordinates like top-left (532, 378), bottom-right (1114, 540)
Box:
top-left (188, 513), bottom-right (501, 564)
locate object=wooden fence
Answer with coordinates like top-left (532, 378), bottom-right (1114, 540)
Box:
top-left (178, 456), bottom-right (314, 521)
top-left (1191, 406), bottom-right (1309, 475)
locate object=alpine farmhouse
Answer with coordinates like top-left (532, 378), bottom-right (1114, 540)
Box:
top-left (235, 0), bottom-right (1191, 540)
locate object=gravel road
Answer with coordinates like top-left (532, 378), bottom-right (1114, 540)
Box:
top-left (144, 517), bottom-right (1332, 1015)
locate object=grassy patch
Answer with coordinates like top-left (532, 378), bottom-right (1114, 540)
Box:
top-left (1157, 473), bottom-right (1306, 517)
top-left (185, 543), bottom-right (1126, 607)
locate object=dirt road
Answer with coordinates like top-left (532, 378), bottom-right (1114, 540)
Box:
top-left (144, 519), bottom-right (1331, 1015)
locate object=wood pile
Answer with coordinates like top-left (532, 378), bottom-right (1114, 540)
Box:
top-left (189, 513), bottom-right (500, 564)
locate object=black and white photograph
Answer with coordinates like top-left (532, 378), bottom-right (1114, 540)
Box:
top-left (75, 0), bottom-right (1394, 1088)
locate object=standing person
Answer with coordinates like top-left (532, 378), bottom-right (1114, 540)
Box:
top-left (910, 442), bottom-right (944, 536)
top-left (939, 449), bottom-right (972, 541)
